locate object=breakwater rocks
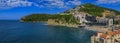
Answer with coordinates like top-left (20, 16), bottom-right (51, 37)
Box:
top-left (47, 19), bottom-right (79, 28)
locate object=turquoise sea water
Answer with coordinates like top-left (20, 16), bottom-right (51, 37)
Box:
top-left (0, 20), bottom-right (95, 43)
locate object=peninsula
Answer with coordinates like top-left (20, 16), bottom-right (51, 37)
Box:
top-left (21, 3), bottom-right (120, 29)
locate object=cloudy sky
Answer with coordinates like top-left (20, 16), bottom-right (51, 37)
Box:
top-left (0, 0), bottom-right (120, 20)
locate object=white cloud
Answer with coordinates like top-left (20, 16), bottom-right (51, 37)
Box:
top-left (66, 0), bottom-right (81, 5)
top-left (96, 0), bottom-right (120, 4)
top-left (0, 0), bottom-right (33, 9)
top-left (40, 0), bottom-right (65, 8)
top-left (36, 0), bottom-right (82, 8)
top-left (0, 0), bottom-right (82, 9)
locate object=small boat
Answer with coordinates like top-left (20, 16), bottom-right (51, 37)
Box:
top-left (78, 25), bottom-right (86, 28)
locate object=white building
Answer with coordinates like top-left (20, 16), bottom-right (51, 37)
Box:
top-left (74, 12), bottom-right (88, 24)
top-left (108, 18), bottom-right (114, 26)
top-left (91, 30), bottom-right (120, 43)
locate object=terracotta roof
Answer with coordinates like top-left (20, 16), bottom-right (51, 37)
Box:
top-left (100, 34), bottom-right (109, 39)
top-left (113, 30), bottom-right (120, 34)
top-left (99, 30), bottom-right (120, 39)
top-left (106, 30), bottom-right (120, 35)
top-left (107, 31), bottom-right (114, 35)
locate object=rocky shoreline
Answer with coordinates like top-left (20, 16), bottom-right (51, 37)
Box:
top-left (21, 19), bottom-right (112, 32)
top-left (47, 19), bottom-right (79, 28)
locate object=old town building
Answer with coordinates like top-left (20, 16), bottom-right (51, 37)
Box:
top-left (91, 30), bottom-right (120, 43)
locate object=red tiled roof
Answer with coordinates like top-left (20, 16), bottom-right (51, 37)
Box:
top-left (113, 30), bottom-right (120, 34)
top-left (99, 30), bottom-right (120, 39)
top-left (107, 31), bottom-right (114, 35)
top-left (100, 34), bottom-right (109, 39)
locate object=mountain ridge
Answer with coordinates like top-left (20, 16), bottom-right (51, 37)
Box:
top-left (64, 3), bottom-right (120, 16)
top-left (21, 3), bottom-right (120, 23)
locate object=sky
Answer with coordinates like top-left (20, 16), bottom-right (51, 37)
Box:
top-left (0, 0), bottom-right (120, 20)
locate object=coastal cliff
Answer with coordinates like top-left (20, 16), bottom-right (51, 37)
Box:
top-left (47, 19), bottom-right (79, 28)
top-left (21, 3), bottom-right (120, 27)
top-left (21, 14), bottom-right (79, 27)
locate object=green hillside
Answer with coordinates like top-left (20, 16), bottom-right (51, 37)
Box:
top-left (21, 14), bottom-right (78, 24)
top-left (65, 3), bottom-right (120, 16)
top-left (21, 3), bottom-right (120, 23)
top-left (21, 14), bottom-right (52, 22)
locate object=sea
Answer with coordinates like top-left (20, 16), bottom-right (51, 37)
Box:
top-left (0, 20), bottom-right (96, 43)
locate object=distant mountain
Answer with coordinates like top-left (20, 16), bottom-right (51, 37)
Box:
top-left (64, 3), bottom-right (120, 16)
